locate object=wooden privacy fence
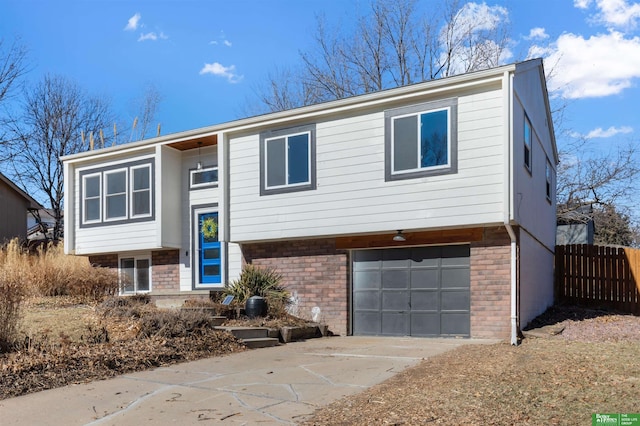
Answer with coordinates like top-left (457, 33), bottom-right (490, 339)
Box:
top-left (555, 244), bottom-right (640, 315)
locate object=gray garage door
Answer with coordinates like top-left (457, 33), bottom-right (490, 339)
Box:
top-left (353, 245), bottom-right (470, 337)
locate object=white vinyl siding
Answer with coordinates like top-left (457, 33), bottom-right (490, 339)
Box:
top-left (229, 89), bottom-right (505, 242)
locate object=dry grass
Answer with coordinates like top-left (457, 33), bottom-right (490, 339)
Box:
top-left (305, 310), bottom-right (640, 426)
top-left (0, 239), bottom-right (118, 351)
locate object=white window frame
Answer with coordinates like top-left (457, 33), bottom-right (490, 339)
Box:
top-left (130, 164), bottom-right (152, 218)
top-left (119, 254), bottom-right (152, 294)
top-left (82, 172), bottom-right (102, 224)
top-left (190, 166), bottom-right (218, 189)
top-left (524, 115), bottom-right (532, 173)
top-left (103, 168), bottom-right (128, 222)
top-left (264, 131), bottom-right (312, 190)
top-left (390, 107), bottom-right (451, 176)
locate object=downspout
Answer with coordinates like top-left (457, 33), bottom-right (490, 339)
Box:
top-left (503, 70), bottom-right (519, 346)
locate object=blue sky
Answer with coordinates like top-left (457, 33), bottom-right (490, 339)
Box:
top-left (2, 0), bottom-right (640, 149)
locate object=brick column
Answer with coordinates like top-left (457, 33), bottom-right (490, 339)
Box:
top-left (242, 238), bottom-right (349, 336)
top-left (151, 250), bottom-right (180, 292)
top-left (470, 227), bottom-right (512, 339)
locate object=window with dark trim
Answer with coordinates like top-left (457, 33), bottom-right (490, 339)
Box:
top-left (385, 98), bottom-right (458, 181)
top-left (260, 124), bottom-right (316, 195)
top-left (79, 159), bottom-right (154, 227)
top-left (120, 256), bottom-right (151, 294)
top-left (82, 173), bottom-right (102, 223)
top-left (545, 159), bottom-right (552, 201)
top-left (524, 115), bottom-right (532, 172)
top-left (190, 166), bottom-right (218, 189)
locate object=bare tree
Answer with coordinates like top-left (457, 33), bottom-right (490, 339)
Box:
top-left (556, 138), bottom-right (639, 224)
top-left (592, 204), bottom-right (640, 247)
top-left (0, 37), bottom-right (27, 106)
top-left (253, 0), bottom-right (510, 112)
top-left (7, 74), bottom-right (113, 240)
top-left (128, 83), bottom-right (162, 141)
top-left (0, 37), bottom-right (29, 159)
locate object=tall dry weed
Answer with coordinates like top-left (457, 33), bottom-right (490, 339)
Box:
top-left (0, 239), bottom-right (27, 351)
top-left (27, 242), bottom-right (119, 301)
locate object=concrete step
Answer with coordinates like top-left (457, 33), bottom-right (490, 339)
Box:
top-left (242, 337), bottom-right (280, 349)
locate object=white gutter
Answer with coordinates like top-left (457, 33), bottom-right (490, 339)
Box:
top-left (503, 70), bottom-right (519, 345)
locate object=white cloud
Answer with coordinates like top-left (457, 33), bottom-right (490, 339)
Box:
top-left (532, 31), bottom-right (640, 98)
top-left (138, 32), bottom-right (157, 42)
top-left (586, 125), bottom-right (634, 138)
top-left (124, 13), bottom-right (141, 31)
top-left (223, 40), bottom-right (232, 47)
top-left (199, 62), bottom-right (243, 83)
top-left (574, 0), bottom-right (593, 9)
top-left (438, 2), bottom-right (511, 74)
top-left (526, 27), bottom-right (549, 40)
top-left (137, 32), bottom-right (168, 42)
top-left (592, 0), bottom-right (640, 29)
top-left (576, 0), bottom-right (640, 29)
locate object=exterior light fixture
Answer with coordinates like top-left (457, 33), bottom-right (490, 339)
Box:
top-left (196, 141), bottom-right (203, 170)
top-left (393, 230), bottom-right (406, 242)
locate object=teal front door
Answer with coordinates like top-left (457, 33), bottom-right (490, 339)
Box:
top-left (198, 212), bottom-right (221, 285)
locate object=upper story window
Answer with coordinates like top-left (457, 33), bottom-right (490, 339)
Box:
top-left (105, 169), bottom-right (127, 221)
top-left (83, 173), bottom-right (101, 223)
top-left (79, 159), bottom-right (154, 228)
top-left (131, 164), bottom-right (152, 217)
top-left (260, 124), bottom-right (316, 195)
top-left (190, 166), bottom-right (218, 189)
top-left (385, 98), bottom-right (458, 181)
top-left (545, 159), bottom-right (552, 201)
top-left (524, 115), bottom-right (532, 173)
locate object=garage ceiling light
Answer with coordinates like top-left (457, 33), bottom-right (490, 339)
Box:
top-left (393, 230), bottom-right (406, 242)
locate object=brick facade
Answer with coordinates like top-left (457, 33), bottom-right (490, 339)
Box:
top-left (88, 253), bottom-right (118, 269)
top-left (242, 238), bottom-right (349, 336)
top-left (470, 227), bottom-right (512, 339)
top-left (151, 250), bottom-right (181, 293)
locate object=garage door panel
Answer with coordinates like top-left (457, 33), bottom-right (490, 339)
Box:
top-left (382, 291), bottom-right (409, 310)
top-left (441, 290), bottom-right (470, 311)
top-left (441, 246), bottom-right (470, 263)
top-left (410, 247), bottom-right (441, 265)
top-left (354, 271), bottom-right (381, 290)
top-left (410, 290), bottom-right (439, 310)
top-left (382, 249), bottom-right (410, 267)
top-left (382, 312), bottom-right (409, 335)
top-left (410, 269), bottom-right (439, 288)
top-left (353, 312), bottom-right (381, 335)
top-left (354, 291), bottom-right (380, 310)
top-left (382, 270), bottom-right (409, 288)
top-left (441, 268), bottom-right (471, 288)
top-left (441, 313), bottom-right (470, 335)
top-left (353, 251), bottom-right (382, 269)
top-left (353, 245), bottom-right (470, 338)
top-left (410, 313), bottom-right (441, 336)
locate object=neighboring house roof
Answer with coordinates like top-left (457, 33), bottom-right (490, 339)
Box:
top-left (61, 58), bottom-right (558, 165)
top-left (0, 172), bottom-right (43, 210)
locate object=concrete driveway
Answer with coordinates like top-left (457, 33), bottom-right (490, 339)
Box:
top-left (0, 336), bottom-right (495, 425)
